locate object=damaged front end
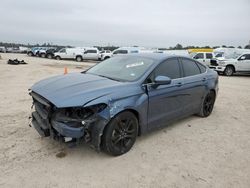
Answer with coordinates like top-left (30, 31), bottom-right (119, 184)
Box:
top-left (30, 91), bottom-right (110, 151)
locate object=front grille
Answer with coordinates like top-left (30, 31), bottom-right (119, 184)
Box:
top-left (210, 59), bottom-right (218, 66)
top-left (30, 92), bottom-right (52, 137)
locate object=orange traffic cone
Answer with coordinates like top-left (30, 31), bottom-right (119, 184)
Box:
top-left (64, 67), bottom-right (68, 75)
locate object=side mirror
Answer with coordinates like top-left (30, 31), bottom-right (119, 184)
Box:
top-left (154, 76), bottom-right (171, 86)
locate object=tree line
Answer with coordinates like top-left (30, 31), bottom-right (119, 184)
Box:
top-left (0, 42), bottom-right (250, 50)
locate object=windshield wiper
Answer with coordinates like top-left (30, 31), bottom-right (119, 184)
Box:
top-left (98, 75), bottom-right (122, 82)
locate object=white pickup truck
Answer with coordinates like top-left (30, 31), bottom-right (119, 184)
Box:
top-left (75, 47), bottom-right (101, 62)
top-left (210, 53), bottom-right (250, 76)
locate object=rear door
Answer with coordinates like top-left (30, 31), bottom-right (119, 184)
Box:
top-left (180, 57), bottom-right (208, 114)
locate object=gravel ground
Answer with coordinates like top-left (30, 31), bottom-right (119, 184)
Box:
top-left (0, 53), bottom-right (250, 188)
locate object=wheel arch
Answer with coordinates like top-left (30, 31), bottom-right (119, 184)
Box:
top-left (226, 64), bottom-right (236, 72)
top-left (124, 109), bottom-right (141, 136)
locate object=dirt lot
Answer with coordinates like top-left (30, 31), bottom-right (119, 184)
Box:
top-left (0, 53), bottom-right (250, 188)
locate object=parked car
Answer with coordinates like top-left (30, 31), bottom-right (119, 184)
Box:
top-left (29, 53), bottom-right (218, 156)
top-left (0, 46), bottom-right (6, 53)
top-left (210, 53), bottom-right (250, 76)
top-left (27, 47), bottom-right (46, 56)
top-left (100, 50), bottom-right (112, 60)
top-left (75, 47), bottom-right (101, 62)
top-left (190, 52), bottom-right (214, 66)
top-left (46, 48), bottom-right (62, 59)
top-left (38, 48), bottom-right (52, 58)
top-left (54, 48), bottom-right (85, 60)
top-left (38, 47), bottom-right (62, 58)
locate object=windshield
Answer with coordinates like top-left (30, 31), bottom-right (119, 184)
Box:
top-left (86, 56), bottom-right (155, 82)
top-left (215, 53), bottom-right (223, 58)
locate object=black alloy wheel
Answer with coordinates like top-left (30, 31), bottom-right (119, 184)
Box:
top-left (202, 91), bottom-right (215, 117)
top-left (102, 111), bottom-right (138, 156)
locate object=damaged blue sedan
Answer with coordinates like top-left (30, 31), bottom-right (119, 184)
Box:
top-left (29, 53), bottom-right (218, 156)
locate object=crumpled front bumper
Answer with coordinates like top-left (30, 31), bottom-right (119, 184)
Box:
top-left (32, 111), bottom-right (85, 139)
top-left (51, 120), bottom-right (84, 138)
top-left (30, 91), bottom-right (110, 150)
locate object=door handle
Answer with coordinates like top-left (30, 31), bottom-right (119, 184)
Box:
top-left (202, 78), bottom-right (207, 82)
top-left (176, 82), bottom-right (182, 87)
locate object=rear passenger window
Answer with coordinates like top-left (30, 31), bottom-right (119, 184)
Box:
top-left (206, 53), bottom-right (213, 59)
top-left (86, 50), bottom-right (97, 53)
top-left (154, 58), bottom-right (181, 79)
top-left (181, 58), bottom-right (201, 76)
top-left (196, 62), bottom-right (207, 73)
top-left (113, 50), bottom-right (128, 54)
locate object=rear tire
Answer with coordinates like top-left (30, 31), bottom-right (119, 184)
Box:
top-left (224, 66), bottom-right (234, 76)
top-left (198, 91), bottom-right (216, 117)
top-left (76, 56), bottom-right (82, 62)
top-left (41, 53), bottom-right (46, 58)
top-left (102, 111), bottom-right (138, 156)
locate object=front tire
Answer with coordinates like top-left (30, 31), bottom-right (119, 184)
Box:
top-left (41, 53), bottom-right (46, 58)
top-left (224, 66), bottom-right (234, 76)
top-left (55, 56), bottom-right (61, 60)
top-left (47, 54), bottom-right (53, 59)
top-left (198, 91), bottom-right (216, 117)
top-left (27, 52), bottom-right (33, 56)
top-left (102, 111), bottom-right (138, 156)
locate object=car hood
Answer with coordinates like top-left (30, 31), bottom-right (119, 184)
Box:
top-left (31, 73), bottom-right (128, 108)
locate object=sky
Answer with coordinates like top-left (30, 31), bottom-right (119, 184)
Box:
top-left (0, 0), bottom-right (250, 48)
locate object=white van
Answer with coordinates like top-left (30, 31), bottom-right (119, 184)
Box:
top-left (54, 48), bottom-right (85, 60)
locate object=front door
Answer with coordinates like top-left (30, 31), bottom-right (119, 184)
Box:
top-left (237, 54), bottom-right (250, 71)
top-left (147, 58), bottom-right (184, 130)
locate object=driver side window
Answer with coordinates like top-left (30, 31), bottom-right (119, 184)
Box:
top-left (60, 49), bottom-right (66, 53)
top-left (146, 58), bottom-right (181, 83)
top-left (240, 54), bottom-right (250, 60)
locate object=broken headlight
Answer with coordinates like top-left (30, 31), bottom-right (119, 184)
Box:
top-left (53, 103), bottom-right (107, 128)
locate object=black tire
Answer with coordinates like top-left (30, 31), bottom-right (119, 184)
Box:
top-left (41, 53), bottom-right (46, 58)
top-left (102, 111), bottom-right (138, 156)
top-left (27, 52), bottom-right (33, 56)
top-left (55, 56), bottom-right (61, 60)
top-left (76, 56), bottom-right (82, 62)
top-left (104, 56), bottom-right (110, 60)
top-left (198, 91), bottom-right (216, 117)
top-left (47, 54), bottom-right (53, 59)
top-left (224, 66), bottom-right (234, 76)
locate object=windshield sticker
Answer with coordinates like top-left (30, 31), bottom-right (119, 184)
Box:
top-left (126, 62), bottom-right (144, 68)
